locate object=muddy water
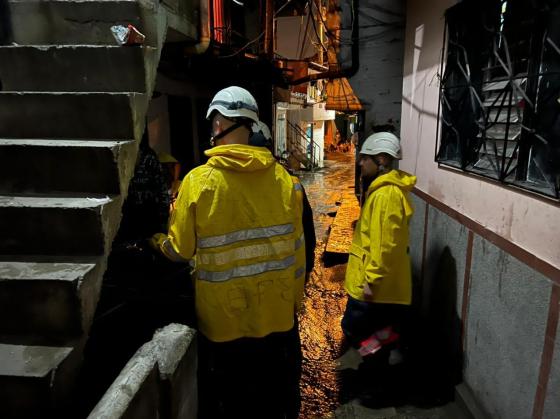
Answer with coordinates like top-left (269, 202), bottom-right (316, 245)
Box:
top-left (297, 152), bottom-right (356, 418)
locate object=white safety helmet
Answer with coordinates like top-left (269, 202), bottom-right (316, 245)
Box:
top-left (360, 132), bottom-right (401, 159)
top-left (206, 86), bottom-right (259, 123)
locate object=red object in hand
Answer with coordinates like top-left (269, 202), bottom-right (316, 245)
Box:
top-left (358, 335), bottom-right (382, 357)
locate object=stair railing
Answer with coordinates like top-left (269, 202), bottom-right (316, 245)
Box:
top-left (286, 120), bottom-right (321, 170)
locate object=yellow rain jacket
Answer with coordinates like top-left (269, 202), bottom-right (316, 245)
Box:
top-left (156, 144), bottom-right (305, 342)
top-left (344, 169), bottom-right (416, 305)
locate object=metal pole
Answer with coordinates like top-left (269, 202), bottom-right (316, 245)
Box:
top-left (310, 122), bottom-right (314, 170)
top-left (264, 0), bottom-right (274, 59)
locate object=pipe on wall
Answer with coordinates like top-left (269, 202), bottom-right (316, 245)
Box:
top-left (185, 0), bottom-right (212, 54)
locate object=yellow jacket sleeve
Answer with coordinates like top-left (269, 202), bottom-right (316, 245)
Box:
top-left (363, 187), bottom-right (403, 285)
top-left (155, 174), bottom-right (197, 262)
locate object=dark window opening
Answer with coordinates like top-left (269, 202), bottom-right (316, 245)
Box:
top-left (437, 0), bottom-right (560, 199)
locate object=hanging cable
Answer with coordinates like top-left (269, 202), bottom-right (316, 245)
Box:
top-left (218, 32), bottom-right (265, 58)
top-left (298, 9), bottom-right (312, 59)
top-left (290, 0), bottom-right (360, 85)
top-left (307, 0), bottom-right (328, 53)
top-left (216, 0), bottom-right (302, 59)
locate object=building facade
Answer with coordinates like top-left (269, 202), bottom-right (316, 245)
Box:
top-left (400, 1), bottom-right (560, 418)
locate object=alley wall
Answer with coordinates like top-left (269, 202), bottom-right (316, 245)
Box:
top-left (341, 0), bottom-right (406, 133)
top-left (399, 0), bottom-right (560, 272)
top-left (400, 1), bottom-right (560, 418)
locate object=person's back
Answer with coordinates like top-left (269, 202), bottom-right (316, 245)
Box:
top-left (171, 143), bottom-right (305, 342)
top-left (152, 86), bottom-right (306, 418)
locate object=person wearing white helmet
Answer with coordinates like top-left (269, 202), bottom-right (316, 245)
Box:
top-left (339, 131), bottom-right (417, 375)
top-left (151, 86), bottom-right (307, 418)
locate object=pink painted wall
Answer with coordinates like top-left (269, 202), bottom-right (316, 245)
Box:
top-left (399, 0), bottom-right (560, 270)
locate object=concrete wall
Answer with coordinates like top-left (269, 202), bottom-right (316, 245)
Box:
top-left (408, 192), bottom-right (559, 419)
top-left (423, 205), bottom-right (468, 317)
top-left (88, 324), bottom-right (197, 419)
top-left (466, 238), bottom-right (550, 419)
top-left (401, 2), bottom-right (560, 418)
top-left (408, 193), bottom-right (426, 282)
top-left (399, 0), bottom-right (560, 272)
top-left (544, 317), bottom-right (560, 419)
top-left (340, 0), bottom-right (406, 133)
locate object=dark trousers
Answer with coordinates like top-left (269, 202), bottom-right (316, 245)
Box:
top-left (197, 323), bottom-right (302, 419)
top-left (341, 296), bottom-right (408, 347)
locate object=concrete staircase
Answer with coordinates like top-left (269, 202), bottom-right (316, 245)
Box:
top-left (0, 0), bottom-right (168, 416)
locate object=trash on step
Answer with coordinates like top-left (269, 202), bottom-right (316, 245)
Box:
top-left (126, 25), bottom-right (146, 45)
top-left (110, 24), bottom-right (146, 46)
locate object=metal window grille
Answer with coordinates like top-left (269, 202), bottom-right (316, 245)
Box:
top-left (436, 0), bottom-right (560, 199)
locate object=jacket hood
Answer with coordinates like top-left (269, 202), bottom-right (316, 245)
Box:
top-left (204, 144), bottom-right (276, 172)
top-left (367, 169), bottom-right (417, 194)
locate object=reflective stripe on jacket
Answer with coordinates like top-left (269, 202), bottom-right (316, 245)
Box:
top-left (344, 169), bottom-right (417, 305)
top-left (161, 144), bottom-right (305, 342)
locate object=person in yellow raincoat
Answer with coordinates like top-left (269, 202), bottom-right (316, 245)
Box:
top-left (151, 86), bottom-right (310, 419)
top-left (342, 132), bottom-right (417, 362)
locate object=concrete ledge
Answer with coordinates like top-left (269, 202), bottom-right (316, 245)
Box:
top-left (325, 192), bottom-right (360, 254)
top-left (0, 343), bottom-right (78, 418)
top-left (0, 139), bottom-right (135, 195)
top-left (6, 0), bottom-right (155, 47)
top-left (153, 324), bottom-right (197, 419)
top-left (0, 195), bottom-right (120, 256)
top-left (88, 324), bottom-right (197, 419)
top-left (88, 342), bottom-right (161, 419)
top-left (0, 46), bottom-right (154, 93)
top-left (0, 260), bottom-right (105, 341)
top-left (0, 92), bottom-right (144, 140)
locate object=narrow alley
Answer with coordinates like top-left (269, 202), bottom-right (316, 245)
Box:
top-left (296, 151), bottom-right (468, 419)
top-left (1, 1), bottom-right (559, 418)
top-left (298, 151), bottom-right (356, 417)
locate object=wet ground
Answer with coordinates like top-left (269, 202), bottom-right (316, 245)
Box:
top-left (296, 152), bottom-right (356, 418)
top-left (295, 152), bottom-right (468, 419)
top-left (298, 153), bottom-right (357, 241)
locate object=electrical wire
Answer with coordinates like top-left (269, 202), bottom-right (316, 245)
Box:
top-left (218, 32), bottom-right (264, 58)
top-left (316, 1), bottom-right (403, 46)
top-left (307, 0), bottom-right (328, 53)
top-left (298, 9), bottom-right (312, 59)
top-left (275, 0), bottom-right (294, 17)
top-left (215, 0), bottom-right (299, 59)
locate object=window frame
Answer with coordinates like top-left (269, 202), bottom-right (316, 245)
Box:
top-left (435, 0), bottom-right (560, 201)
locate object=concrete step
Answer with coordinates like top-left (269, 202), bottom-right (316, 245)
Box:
top-left (0, 343), bottom-right (78, 418)
top-left (0, 139), bottom-right (136, 195)
top-left (5, 0), bottom-right (157, 47)
top-left (0, 45), bottom-right (156, 92)
top-left (0, 259), bottom-right (103, 342)
top-left (0, 195), bottom-right (121, 256)
top-left (0, 92), bottom-right (146, 139)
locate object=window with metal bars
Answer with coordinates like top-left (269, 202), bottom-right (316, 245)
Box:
top-left (436, 0), bottom-right (560, 199)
